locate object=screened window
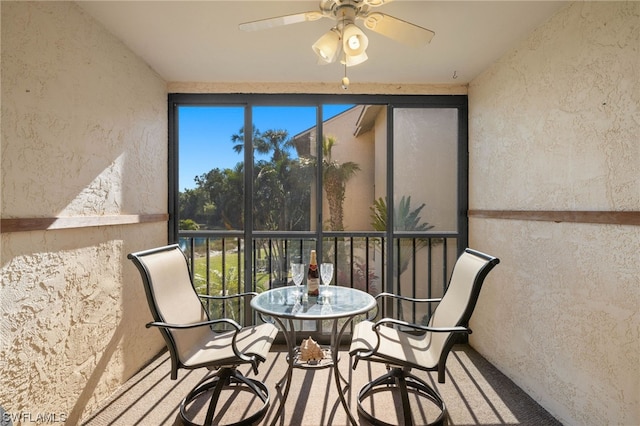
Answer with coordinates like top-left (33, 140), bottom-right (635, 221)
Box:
top-left (169, 94), bottom-right (467, 331)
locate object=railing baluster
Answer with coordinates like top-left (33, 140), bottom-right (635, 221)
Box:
top-left (412, 238), bottom-right (417, 324)
top-left (395, 238), bottom-right (401, 320)
top-left (365, 237), bottom-right (370, 294)
top-left (252, 239), bottom-right (257, 292)
top-left (427, 239), bottom-right (433, 320)
top-left (350, 236), bottom-right (355, 289)
top-left (442, 238), bottom-right (448, 294)
top-left (206, 238), bottom-right (211, 313)
top-left (282, 238), bottom-right (287, 288)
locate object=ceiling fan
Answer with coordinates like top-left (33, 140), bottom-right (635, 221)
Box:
top-left (238, 0), bottom-right (435, 68)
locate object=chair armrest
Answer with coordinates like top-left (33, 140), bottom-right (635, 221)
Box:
top-left (198, 292), bottom-right (272, 325)
top-left (373, 317), bottom-right (471, 335)
top-left (146, 318), bottom-right (242, 331)
top-left (375, 292), bottom-right (442, 304)
top-left (198, 291), bottom-right (258, 301)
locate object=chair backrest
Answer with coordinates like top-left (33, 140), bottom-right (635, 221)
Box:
top-left (128, 244), bottom-right (210, 376)
top-left (428, 248), bottom-right (500, 381)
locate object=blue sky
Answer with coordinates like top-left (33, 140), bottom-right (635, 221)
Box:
top-left (178, 105), bottom-right (352, 190)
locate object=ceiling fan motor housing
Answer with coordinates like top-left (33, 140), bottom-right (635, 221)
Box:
top-left (320, 0), bottom-right (371, 20)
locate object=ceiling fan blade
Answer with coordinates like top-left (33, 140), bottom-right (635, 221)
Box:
top-left (239, 11), bottom-right (324, 31)
top-left (362, 12), bottom-right (434, 47)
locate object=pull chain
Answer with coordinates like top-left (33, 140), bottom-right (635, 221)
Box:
top-left (342, 61), bottom-right (349, 90)
top-left (340, 10), bottom-right (349, 90)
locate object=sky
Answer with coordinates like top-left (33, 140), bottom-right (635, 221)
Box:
top-left (178, 104), bottom-right (352, 190)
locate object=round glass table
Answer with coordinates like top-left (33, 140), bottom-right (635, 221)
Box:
top-left (251, 285), bottom-right (376, 426)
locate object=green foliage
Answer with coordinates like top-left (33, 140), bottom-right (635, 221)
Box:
top-left (322, 135), bottom-right (361, 231)
top-left (192, 252), bottom-right (270, 297)
top-left (370, 195), bottom-right (434, 232)
top-left (179, 127), bottom-right (361, 285)
top-left (370, 195), bottom-right (435, 274)
top-left (179, 165), bottom-right (244, 230)
top-left (179, 125), bottom-right (314, 233)
top-left (300, 135), bottom-right (361, 231)
top-left (179, 218), bottom-right (200, 230)
top-left (370, 197), bottom-right (387, 231)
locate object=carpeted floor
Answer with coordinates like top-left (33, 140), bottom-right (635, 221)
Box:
top-left (81, 344), bottom-right (561, 426)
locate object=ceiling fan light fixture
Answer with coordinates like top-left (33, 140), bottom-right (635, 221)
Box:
top-left (347, 34), bottom-right (360, 50)
top-left (312, 28), bottom-right (341, 64)
top-left (342, 23), bottom-right (368, 56)
top-left (341, 50), bottom-right (368, 67)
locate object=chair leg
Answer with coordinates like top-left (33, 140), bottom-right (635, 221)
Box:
top-left (357, 367), bottom-right (446, 426)
top-left (180, 368), bottom-right (270, 426)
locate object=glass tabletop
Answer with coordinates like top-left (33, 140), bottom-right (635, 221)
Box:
top-left (251, 286), bottom-right (376, 320)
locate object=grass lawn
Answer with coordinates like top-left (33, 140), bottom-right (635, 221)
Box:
top-left (192, 252), bottom-right (273, 294)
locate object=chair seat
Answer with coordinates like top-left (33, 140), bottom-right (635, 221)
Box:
top-left (182, 323), bottom-right (278, 369)
top-left (350, 320), bottom-right (439, 370)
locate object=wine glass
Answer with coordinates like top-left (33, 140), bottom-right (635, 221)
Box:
top-left (290, 263), bottom-right (305, 302)
top-left (319, 263), bottom-right (334, 303)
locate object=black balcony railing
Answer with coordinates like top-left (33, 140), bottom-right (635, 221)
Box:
top-left (179, 231), bottom-right (460, 340)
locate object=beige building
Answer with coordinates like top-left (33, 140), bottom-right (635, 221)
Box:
top-left (1, 2), bottom-right (638, 425)
top-left (293, 104), bottom-right (459, 300)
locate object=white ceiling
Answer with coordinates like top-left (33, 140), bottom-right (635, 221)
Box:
top-left (77, 1), bottom-right (567, 85)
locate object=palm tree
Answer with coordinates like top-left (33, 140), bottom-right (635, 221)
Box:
top-left (231, 126), bottom-right (290, 162)
top-left (322, 135), bottom-right (360, 231)
top-left (230, 126), bottom-right (312, 285)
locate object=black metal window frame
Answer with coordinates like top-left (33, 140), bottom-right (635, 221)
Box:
top-left (168, 93), bottom-right (468, 323)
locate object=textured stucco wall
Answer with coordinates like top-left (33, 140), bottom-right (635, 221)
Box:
top-left (1, 2), bottom-right (167, 423)
top-left (468, 2), bottom-right (639, 425)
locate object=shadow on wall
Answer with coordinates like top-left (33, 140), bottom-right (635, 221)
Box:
top-left (1, 230), bottom-right (164, 424)
top-left (66, 238), bottom-right (165, 424)
top-left (67, 318), bottom-right (127, 424)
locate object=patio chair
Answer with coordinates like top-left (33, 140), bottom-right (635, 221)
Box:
top-left (128, 244), bottom-right (278, 426)
top-left (349, 248), bottom-right (500, 426)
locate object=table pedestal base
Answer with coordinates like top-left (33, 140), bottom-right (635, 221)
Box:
top-left (269, 316), bottom-right (357, 426)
